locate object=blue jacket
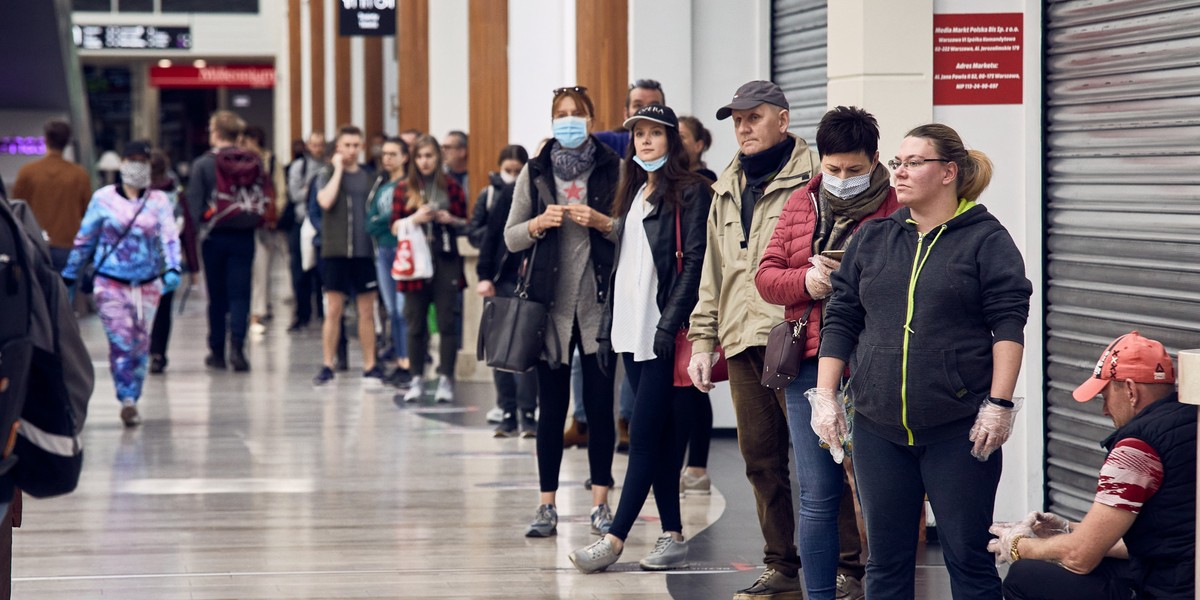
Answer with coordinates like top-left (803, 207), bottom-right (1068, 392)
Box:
top-left (63, 185), bottom-right (181, 284)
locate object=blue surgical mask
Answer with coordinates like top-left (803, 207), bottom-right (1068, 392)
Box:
top-left (822, 170), bottom-right (872, 199)
top-left (552, 116), bottom-right (588, 149)
top-left (633, 154), bottom-right (668, 172)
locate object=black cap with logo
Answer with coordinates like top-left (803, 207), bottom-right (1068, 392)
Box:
top-left (622, 103), bottom-right (678, 130)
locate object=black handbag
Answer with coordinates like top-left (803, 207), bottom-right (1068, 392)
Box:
top-left (477, 243), bottom-right (558, 373)
top-left (760, 301), bottom-right (817, 390)
top-left (79, 198), bottom-right (148, 294)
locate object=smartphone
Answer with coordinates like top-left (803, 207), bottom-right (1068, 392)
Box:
top-left (820, 249), bottom-right (845, 260)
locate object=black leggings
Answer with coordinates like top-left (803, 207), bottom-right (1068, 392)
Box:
top-left (677, 386), bottom-right (712, 469)
top-left (535, 320), bottom-right (615, 492)
top-left (149, 289), bottom-right (174, 358)
top-left (403, 255), bottom-right (462, 378)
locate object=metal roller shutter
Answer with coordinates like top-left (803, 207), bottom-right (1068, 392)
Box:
top-left (1044, 0), bottom-right (1200, 521)
top-left (771, 0), bottom-right (827, 145)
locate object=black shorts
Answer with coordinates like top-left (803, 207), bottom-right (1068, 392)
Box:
top-left (321, 257), bottom-right (378, 296)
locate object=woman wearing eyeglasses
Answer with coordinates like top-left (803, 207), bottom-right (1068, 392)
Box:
top-left (504, 86), bottom-right (622, 539)
top-left (809, 123), bottom-right (1032, 599)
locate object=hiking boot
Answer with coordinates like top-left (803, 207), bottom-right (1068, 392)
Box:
top-left (524, 504), bottom-right (557, 538)
top-left (386, 367), bottom-right (413, 388)
top-left (149, 354), bottom-right (167, 374)
top-left (205, 354), bottom-right (226, 370)
top-left (568, 536), bottom-right (621, 574)
top-left (403, 377), bottom-right (424, 403)
top-left (639, 533), bottom-right (688, 571)
top-left (493, 413), bottom-right (518, 438)
top-left (680, 471), bottom-right (712, 497)
top-left (434, 375), bottom-right (454, 403)
top-left (617, 417), bottom-right (631, 453)
top-left (362, 365), bottom-right (385, 382)
top-left (835, 573), bottom-right (865, 600)
top-left (119, 399), bottom-right (142, 427)
top-left (229, 348), bottom-right (250, 372)
top-left (312, 366), bottom-right (335, 386)
top-left (733, 568), bottom-right (804, 600)
top-left (520, 411), bottom-right (537, 439)
top-left (486, 406), bottom-right (505, 424)
top-left (563, 417), bottom-right (589, 449)
top-left (590, 503), bottom-right (613, 536)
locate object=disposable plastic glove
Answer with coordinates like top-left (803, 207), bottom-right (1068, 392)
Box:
top-left (987, 520), bottom-right (1034, 565)
top-left (1028, 511), bottom-right (1072, 537)
top-left (968, 397), bottom-right (1023, 461)
top-left (687, 352), bottom-right (718, 392)
top-left (804, 387), bottom-right (849, 464)
top-left (162, 270), bottom-right (181, 294)
top-left (804, 255), bottom-right (841, 300)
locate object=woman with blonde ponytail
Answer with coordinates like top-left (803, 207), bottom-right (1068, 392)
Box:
top-left (807, 122), bottom-right (1033, 598)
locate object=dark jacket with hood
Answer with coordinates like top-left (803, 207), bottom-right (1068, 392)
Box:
top-left (468, 172), bottom-right (523, 289)
top-left (819, 201), bottom-right (1032, 446)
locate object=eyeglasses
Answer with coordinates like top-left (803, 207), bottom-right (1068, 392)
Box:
top-left (553, 86), bottom-right (588, 97)
top-left (887, 157), bottom-right (951, 171)
top-left (630, 79), bottom-right (662, 91)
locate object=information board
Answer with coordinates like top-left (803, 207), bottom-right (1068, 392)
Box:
top-left (933, 13), bottom-right (1023, 105)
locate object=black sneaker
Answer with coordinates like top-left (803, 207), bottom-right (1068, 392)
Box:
top-left (520, 411), bottom-right (537, 438)
top-left (149, 354), bottom-right (167, 374)
top-left (229, 348), bottom-right (250, 372)
top-left (493, 413), bottom-right (518, 438)
top-left (362, 365), bottom-right (385, 381)
top-left (386, 367), bottom-right (413, 388)
top-left (205, 354), bottom-right (226, 370)
top-left (286, 320), bottom-right (307, 333)
top-left (312, 366), bottom-right (335, 386)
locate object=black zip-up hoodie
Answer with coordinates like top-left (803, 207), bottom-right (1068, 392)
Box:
top-left (819, 202), bottom-right (1032, 445)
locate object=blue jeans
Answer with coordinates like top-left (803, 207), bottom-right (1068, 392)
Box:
top-left (853, 421), bottom-right (1002, 600)
top-left (374, 243), bottom-right (407, 360)
top-left (784, 358), bottom-right (844, 600)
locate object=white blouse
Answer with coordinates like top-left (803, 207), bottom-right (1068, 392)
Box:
top-left (611, 186), bottom-right (662, 362)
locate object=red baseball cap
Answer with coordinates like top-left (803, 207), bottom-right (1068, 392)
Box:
top-left (1072, 331), bottom-right (1175, 402)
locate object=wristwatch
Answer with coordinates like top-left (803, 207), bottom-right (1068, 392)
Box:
top-left (1010, 534), bottom-right (1024, 562)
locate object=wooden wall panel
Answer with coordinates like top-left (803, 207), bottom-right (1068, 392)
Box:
top-left (396, 0), bottom-right (429, 134)
top-left (288, 0), bottom-right (302, 142)
top-left (335, 35), bottom-right (351, 128)
top-left (309, 0), bottom-right (325, 133)
top-left (467, 0), bottom-right (508, 206)
top-left (364, 37), bottom-right (384, 137)
top-left (575, 0), bottom-right (628, 132)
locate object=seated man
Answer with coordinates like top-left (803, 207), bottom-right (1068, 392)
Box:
top-left (990, 331), bottom-right (1195, 600)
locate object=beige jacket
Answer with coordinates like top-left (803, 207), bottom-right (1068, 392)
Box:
top-left (688, 134), bottom-right (817, 358)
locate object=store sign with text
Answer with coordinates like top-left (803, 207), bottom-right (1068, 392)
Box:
top-left (933, 13), bottom-right (1023, 105)
top-left (150, 65), bottom-right (275, 89)
top-left (73, 25), bottom-right (192, 51)
top-left (339, 0), bottom-right (396, 36)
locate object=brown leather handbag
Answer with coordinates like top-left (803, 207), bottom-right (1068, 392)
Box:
top-left (760, 301), bottom-right (817, 390)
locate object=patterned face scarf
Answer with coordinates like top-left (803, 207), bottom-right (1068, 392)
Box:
top-left (550, 138), bottom-right (596, 181)
top-left (811, 162), bottom-right (891, 254)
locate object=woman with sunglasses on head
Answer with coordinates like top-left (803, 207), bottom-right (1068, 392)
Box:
top-left (810, 123), bottom-right (1032, 600)
top-left (504, 86), bottom-right (621, 539)
top-left (567, 104), bottom-right (712, 574)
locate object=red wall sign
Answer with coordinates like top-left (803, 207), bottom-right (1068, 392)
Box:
top-left (149, 65), bottom-right (275, 89)
top-left (933, 13), bottom-right (1023, 105)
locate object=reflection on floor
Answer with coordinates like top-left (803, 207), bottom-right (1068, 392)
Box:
top-left (13, 294), bottom-right (974, 599)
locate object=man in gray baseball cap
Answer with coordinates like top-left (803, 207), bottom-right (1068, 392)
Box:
top-left (715, 79), bottom-right (791, 120)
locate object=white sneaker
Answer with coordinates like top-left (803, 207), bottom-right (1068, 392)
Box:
top-left (403, 376), bottom-right (424, 403)
top-left (435, 375), bottom-right (454, 403)
top-left (486, 406), bottom-right (505, 423)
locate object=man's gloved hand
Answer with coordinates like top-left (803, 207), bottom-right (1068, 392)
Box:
top-left (969, 397), bottom-right (1023, 461)
top-left (162, 270), bottom-right (181, 294)
top-left (1028, 511), bottom-right (1071, 537)
top-left (653, 328), bottom-right (675, 360)
top-left (687, 351), bottom-right (717, 392)
top-left (987, 520), bottom-right (1034, 565)
top-left (804, 255), bottom-right (841, 299)
top-left (803, 387), bottom-right (849, 464)
top-left (596, 339), bottom-right (615, 378)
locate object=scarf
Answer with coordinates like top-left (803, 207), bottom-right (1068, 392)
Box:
top-left (812, 162), bottom-right (891, 255)
top-left (739, 136), bottom-right (795, 188)
top-left (551, 138), bottom-right (597, 182)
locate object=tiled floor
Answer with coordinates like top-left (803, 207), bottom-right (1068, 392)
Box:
top-left (12, 291), bottom-right (975, 599)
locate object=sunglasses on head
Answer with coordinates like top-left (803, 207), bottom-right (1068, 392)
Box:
top-left (553, 86), bottom-right (588, 97)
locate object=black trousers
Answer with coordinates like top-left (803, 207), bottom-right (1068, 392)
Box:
top-left (149, 289), bottom-right (174, 358)
top-left (288, 226), bottom-right (321, 324)
top-left (402, 255), bottom-right (463, 378)
top-left (677, 385), bottom-right (713, 469)
top-left (202, 230), bottom-right (255, 356)
top-left (1003, 557), bottom-right (1136, 600)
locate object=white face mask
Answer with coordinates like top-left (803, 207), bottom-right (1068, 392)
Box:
top-left (120, 161), bottom-right (151, 189)
top-left (822, 170), bottom-right (872, 199)
top-left (500, 171), bottom-right (516, 185)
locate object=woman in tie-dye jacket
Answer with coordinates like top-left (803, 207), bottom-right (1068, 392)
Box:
top-left (62, 141), bottom-right (181, 427)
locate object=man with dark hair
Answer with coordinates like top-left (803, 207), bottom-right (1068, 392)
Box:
top-left (12, 119), bottom-right (93, 271)
top-left (442, 130), bottom-right (469, 191)
top-left (188, 109), bottom-right (257, 372)
top-left (594, 79), bottom-right (665, 158)
top-left (991, 331), bottom-right (1195, 600)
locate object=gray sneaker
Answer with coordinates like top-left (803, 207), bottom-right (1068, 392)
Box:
top-left (680, 471), bottom-right (711, 497)
top-left (639, 533), bottom-right (688, 571)
top-left (524, 504), bottom-right (557, 538)
top-left (835, 573), bottom-right (865, 600)
top-left (568, 536), bottom-right (621, 574)
top-left (590, 503), bottom-right (613, 536)
top-left (733, 568), bottom-right (803, 600)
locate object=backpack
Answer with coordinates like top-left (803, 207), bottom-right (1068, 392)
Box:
top-left (0, 201), bottom-right (34, 484)
top-left (203, 148), bottom-right (276, 231)
top-left (0, 200), bottom-right (93, 499)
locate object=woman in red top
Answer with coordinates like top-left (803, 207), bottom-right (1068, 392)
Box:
top-left (390, 134), bottom-right (468, 403)
top-left (754, 106), bottom-right (899, 600)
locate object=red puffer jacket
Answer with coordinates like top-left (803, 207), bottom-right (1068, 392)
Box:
top-left (755, 172), bottom-right (900, 359)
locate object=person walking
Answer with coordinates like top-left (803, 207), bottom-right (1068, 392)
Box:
top-left (365, 136), bottom-right (413, 388)
top-left (567, 104), bottom-right (711, 573)
top-left (147, 150), bottom-right (199, 374)
top-left (810, 123), bottom-right (1032, 600)
top-left (504, 86), bottom-right (620, 539)
top-left (62, 141), bottom-right (181, 426)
